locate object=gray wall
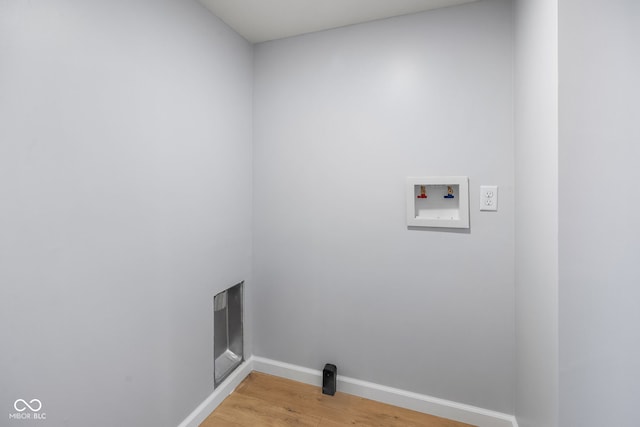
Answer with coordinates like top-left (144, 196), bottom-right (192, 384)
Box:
top-left (513, 0), bottom-right (559, 426)
top-left (253, 0), bottom-right (515, 413)
top-left (559, 0), bottom-right (640, 426)
top-left (0, 1), bottom-right (252, 426)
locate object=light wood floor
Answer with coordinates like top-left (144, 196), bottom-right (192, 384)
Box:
top-left (200, 372), bottom-right (475, 427)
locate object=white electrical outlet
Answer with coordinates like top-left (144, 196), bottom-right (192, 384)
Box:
top-left (480, 185), bottom-right (498, 211)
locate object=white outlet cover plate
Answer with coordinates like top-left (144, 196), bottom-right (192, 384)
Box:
top-left (480, 185), bottom-right (498, 211)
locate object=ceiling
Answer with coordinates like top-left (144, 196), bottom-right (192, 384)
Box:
top-left (198, 0), bottom-right (479, 43)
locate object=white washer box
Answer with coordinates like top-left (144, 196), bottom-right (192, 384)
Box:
top-left (406, 176), bottom-right (469, 229)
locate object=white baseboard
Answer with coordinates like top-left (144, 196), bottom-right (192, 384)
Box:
top-left (177, 356), bottom-right (254, 427)
top-left (252, 356), bottom-right (518, 427)
top-left (177, 355), bottom-right (519, 427)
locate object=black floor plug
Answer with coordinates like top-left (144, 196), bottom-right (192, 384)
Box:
top-left (322, 363), bottom-right (337, 396)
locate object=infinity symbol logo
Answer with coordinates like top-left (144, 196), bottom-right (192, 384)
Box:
top-left (14, 399), bottom-right (42, 412)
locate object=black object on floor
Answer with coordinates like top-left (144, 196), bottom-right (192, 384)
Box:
top-left (322, 363), bottom-right (337, 396)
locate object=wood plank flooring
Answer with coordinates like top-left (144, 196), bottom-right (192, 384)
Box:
top-left (200, 372), bottom-right (475, 427)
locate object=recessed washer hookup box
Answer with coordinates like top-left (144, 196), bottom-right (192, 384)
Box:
top-left (406, 176), bottom-right (470, 229)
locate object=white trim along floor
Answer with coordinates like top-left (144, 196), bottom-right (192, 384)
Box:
top-left (177, 356), bottom-right (519, 427)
